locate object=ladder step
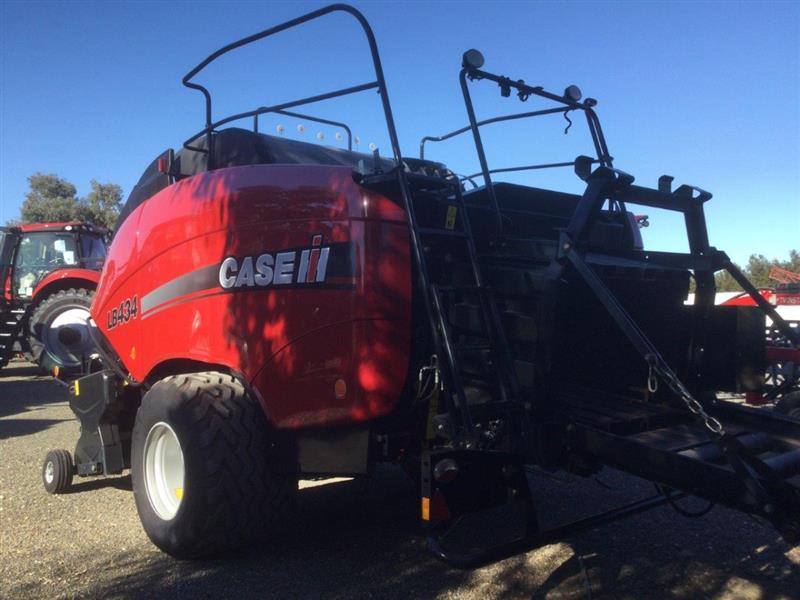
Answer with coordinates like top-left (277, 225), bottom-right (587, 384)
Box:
top-left (434, 284), bottom-right (488, 295)
top-left (418, 227), bottom-right (468, 239)
top-left (449, 304), bottom-right (538, 344)
top-left (468, 400), bottom-right (527, 420)
top-left (456, 343), bottom-right (495, 352)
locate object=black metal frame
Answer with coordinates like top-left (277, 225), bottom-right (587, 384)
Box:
top-left (420, 107), bottom-right (604, 185)
top-left (452, 57), bottom-right (799, 372)
top-left (462, 66), bottom-right (610, 227)
top-left (182, 5), bottom-right (396, 166)
top-left (416, 55), bottom-right (800, 567)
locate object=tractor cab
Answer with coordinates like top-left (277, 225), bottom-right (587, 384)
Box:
top-left (0, 222), bottom-right (106, 372)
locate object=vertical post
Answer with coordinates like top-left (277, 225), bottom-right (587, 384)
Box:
top-left (684, 199), bottom-right (715, 394)
top-left (459, 69), bottom-right (503, 235)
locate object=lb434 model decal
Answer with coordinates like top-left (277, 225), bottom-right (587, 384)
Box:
top-left (107, 296), bottom-right (139, 330)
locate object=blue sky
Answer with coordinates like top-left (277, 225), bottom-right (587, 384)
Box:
top-left (1, 0), bottom-right (798, 265)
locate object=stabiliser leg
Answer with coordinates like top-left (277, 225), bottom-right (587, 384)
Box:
top-left (423, 448), bottom-right (686, 569)
top-left (68, 370), bottom-right (126, 477)
top-left (424, 450), bottom-right (538, 569)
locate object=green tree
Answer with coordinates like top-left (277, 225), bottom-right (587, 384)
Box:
top-left (708, 250), bottom-right (800, 292)
top-left (16, 173), bottom-right (122, 229)
top-left (745, 254), bottom-right (773, 288)
top-left (19, 173), bottom-right (79, 223)
top-left (780, 249), bottom-right (800, 274)
top-left (76, 180), bottom-right (123, 229)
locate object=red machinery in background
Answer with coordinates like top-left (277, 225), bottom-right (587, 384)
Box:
top-left (0, 222), bottom-right (106, 374)
top-left (721, 268), bottom-right (800, 410)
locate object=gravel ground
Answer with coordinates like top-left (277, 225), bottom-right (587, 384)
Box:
top-left (1, 359), bottom-right (799, 599)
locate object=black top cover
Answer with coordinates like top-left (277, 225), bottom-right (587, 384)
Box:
top-left (118, 128), bottom-right (398, 231)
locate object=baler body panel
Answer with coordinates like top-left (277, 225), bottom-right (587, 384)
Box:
top-left (93, 164), bottom-right (411, 429)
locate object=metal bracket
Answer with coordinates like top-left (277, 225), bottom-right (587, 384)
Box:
top-left (674, 184), bottom-right (712, 203)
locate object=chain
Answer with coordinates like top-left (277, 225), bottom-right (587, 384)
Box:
top-left (645, 354), bottom-right (725, 437)
top-left (647, 362), bottom-right (658, 394)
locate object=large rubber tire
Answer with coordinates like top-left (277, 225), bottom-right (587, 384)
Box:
top-left (28, 287), bottom-right (95, 375)
top-left (131, 372), bottom-right (296, 558)
top-left (42, 449), bottom-right (74, 494)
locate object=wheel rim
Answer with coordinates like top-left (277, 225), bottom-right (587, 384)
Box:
top-left (44, 307), bottom-right (93, 367)
top-left (143, 422), bottom-right (185, 520)
top-left (44, 461), bottom-right (55, 484)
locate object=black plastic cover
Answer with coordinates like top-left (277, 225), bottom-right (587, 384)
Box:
top-left (117, 128), bottom-right (399, 232)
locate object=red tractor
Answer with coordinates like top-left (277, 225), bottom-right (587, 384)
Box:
top-left (0, 221), bottom-right (106, 374)
top-left (42, 5), bottom-right (800, 565)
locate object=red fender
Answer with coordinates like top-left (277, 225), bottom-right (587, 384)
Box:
top-left (32, 268), bottom-right (101, 300)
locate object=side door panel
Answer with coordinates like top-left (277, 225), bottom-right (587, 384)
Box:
top-left (0, 229), bottom-right (20, 303)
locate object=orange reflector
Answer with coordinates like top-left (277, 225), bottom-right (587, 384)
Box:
top-left (421, 496), bottom-right (430, 521)
top-left (334, 378), bottom-right (347, 400)
top-left (52, 366), bottom-right (60, 378)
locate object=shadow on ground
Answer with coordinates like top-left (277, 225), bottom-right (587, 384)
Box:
top-left (2, 361), bottom-right (798, 599)
top-left (0, 360), bottom-right (68, 438)
top-left (64, 468), bottom-right (800, 600)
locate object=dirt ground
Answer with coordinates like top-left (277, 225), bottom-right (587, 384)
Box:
top-left (1, 359), bottom-right (798, 599)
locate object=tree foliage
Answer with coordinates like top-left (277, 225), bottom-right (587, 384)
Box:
top-left (714, 249), bottom-right (800, 291)
top-left (17, 173), bottom-right (122, 230)
top-left (77, 180), bottom-right (124, 229)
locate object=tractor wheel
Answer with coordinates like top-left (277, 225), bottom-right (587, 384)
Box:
top-left (131, 372), bottom-right (296, 558)
top-left (42, 449), bottom-right (74, 494)
top-left (28, 288), bottom-right (95, 375)
top-left (775, 390), bottom-right (800, 420)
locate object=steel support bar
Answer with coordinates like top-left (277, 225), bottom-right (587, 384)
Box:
top-left (582, 250), bottom-right (721, 272)
top-left (565, 246), bottom-right (664, 359)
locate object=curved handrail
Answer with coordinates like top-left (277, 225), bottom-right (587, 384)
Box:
top-left (455, 62), bottom-right (615, 228)
top-left (460, 158), bottom-right (603, 183)
top-left (181, 4), bottom-right (404, 168)
top-left (419, 107), bottom-right (567, 159)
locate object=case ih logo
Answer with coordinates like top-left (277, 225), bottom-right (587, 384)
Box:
top-left (219, 235), bottom-right (330, 289)
top-left (138, 235), bottom-right (353, 319)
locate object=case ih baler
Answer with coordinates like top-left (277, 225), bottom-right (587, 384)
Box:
top-left (42, 5), bottom-right (800, 563)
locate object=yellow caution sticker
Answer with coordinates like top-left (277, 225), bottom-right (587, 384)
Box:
top-left (421, 496), bottom-right (430, 521)
top-left (445, 205), bottom-right (457, 230)
top-left (174, 487), bottom-right (183, 501)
